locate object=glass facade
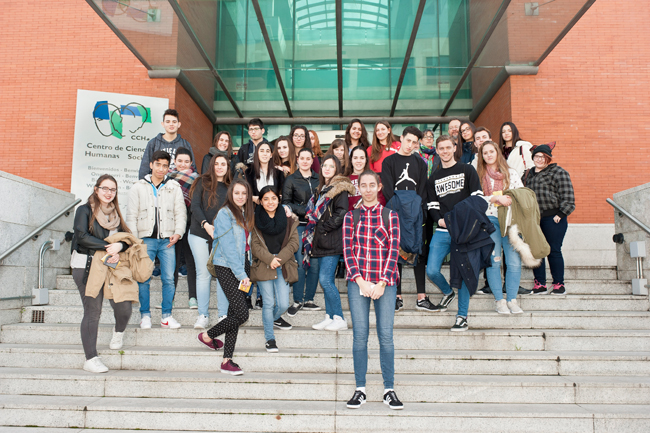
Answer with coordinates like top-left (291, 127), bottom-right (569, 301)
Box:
top-left (91, 0), bottom-right (593, 143)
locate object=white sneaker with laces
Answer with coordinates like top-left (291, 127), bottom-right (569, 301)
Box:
top-left (109, 330), bottom-right (124, 349)
top-left (507, 299), bottom-right (524, 314)
top-left (495, 299), bottom-right (510, 315)
top-left (83, 357), bottom-right (109, 373)
top-left (324, 315), bottom-right (348, 331)
top-left (194, 315), bottom-right (210, 329)
top-left (140, 316), bottom-right (152, 329)
top-left (161, 316), bottom-right (181, 329)
top-left (312, 314), bottom-right (333, 330)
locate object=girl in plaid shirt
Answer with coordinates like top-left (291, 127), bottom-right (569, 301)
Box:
top-left (342, 170), bottom-right (404, 410)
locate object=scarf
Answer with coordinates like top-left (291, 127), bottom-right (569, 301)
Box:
top-left (482, 166), bottom-right (505, 196)
top-left (255, 204), bottom-right (287, 255)
top-left (90, 202), bottom-right (121, 231)
top-left (419, 145), bottom-right (436, 175)
top-left (301, 185), bottom-right (333, 268)
top-left (168, 168), bottom-right (198, 207)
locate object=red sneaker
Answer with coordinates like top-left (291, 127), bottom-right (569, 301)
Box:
top-left (197, 333), bottom-right (223, 350)
top-left (220, 359), bottom-right (243, 376)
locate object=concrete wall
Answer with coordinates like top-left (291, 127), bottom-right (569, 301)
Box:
top-left (613, 182), bottom-right (650, 281)
top-left (0, 172), bottom-right (76, 326)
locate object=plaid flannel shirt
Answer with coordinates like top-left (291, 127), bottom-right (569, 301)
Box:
top-left (524, 163), bottom-right (575, 217)
top-left (343, 203), bottom-right (400, 286)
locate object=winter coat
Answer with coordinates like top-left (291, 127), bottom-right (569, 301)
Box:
top-left (282, 170), bottom-right (319, 223)
top-left (237, 138), bottom-right (271, 168)
top-left (506, 140), bottom-right (534, 179)
top-left (201, 147), bottom-right (239, 175)
top-left (138, 133), bottom-right (195, 179)
top-left (86, 233), bottom-right (154, 303)
top-left (212, 207), bottom-right (249, 281)
top-left (522, 163), bottom-right (575, 219)
top-left (126, 175), bottom-right (187, 239)
top-left (311, 175), bottom-right (356, 257)
top-left (444, 196), bottom-right (495, 295)
top-left (251, 215), bottom-right (300, 284)
top-left (498, 188), bottom-right (551, 266)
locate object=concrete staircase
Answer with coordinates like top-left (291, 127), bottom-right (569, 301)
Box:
top-left (1, 266), bottom-right (649, 432)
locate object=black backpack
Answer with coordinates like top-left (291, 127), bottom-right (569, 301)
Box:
top-left (352, 207), bottom-right (391, 231)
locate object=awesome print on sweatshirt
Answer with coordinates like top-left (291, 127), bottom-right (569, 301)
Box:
top-left (426, 162), bottom-right (483, 228)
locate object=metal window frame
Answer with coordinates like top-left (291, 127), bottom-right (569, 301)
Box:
top-left (336, 0), bottom-right (343, 117)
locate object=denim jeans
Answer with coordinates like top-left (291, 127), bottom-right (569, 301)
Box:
top-left (188, 232), bottom-right (228, 317)
top-left (425, 230), bottom-right (470, 318)
top-left (139, 237), bottom-right (176, 318)
top-left (486, 216), bottom-right (522, 302)
top-left (348, 281), bottom-right (396, 389)
top-left (534, 215), bottom-right (568, 285)
top-left (293, 225), bottom-right (319, 303)
top-left (316, 255), bottom-right (344, 318)
top-left (257, 269), bottom-right (291, 341)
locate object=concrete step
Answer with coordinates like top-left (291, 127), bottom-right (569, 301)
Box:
top-left (2, 343), bottom-right (649, 376)
top-left (1, 394), bottom-right (648, 432)
top-left (2, 367), bottom-right (649, 405)
top-left (45, 289), bottom-right (648, 313)
top-left (19, 303), bottom-right (650, 331)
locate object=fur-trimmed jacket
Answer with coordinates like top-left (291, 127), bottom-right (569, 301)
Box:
top-left (311, 175), bottom-right (356, 257)
top-left (497, 187), bottom-right (550, 267)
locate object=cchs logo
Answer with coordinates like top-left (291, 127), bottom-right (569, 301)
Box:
top-left (92, 101), bottom-right (152, 139)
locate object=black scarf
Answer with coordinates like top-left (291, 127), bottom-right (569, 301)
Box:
top-left (255, 204), bottom-right (288, 254)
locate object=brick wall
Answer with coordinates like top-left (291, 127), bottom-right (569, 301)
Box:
top-left (0, 0), bottom-right (212, 191)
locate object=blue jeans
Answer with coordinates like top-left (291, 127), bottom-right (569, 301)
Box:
top-left (315, 255), bottom-right (344, 318)
top-left (426, 230), bottom-right (470, 318)
top-left (486, 216), bottom-right (522, 302)
top-left (188, 233), bottom-right (228, 317)
top-left (348, 281), bottom-right (396, 389)
top-left (293, 225), bottom-right (319, 303)
top-left (139, 237), bottom-right (176, 318)
top-left (534, 215), bottom-right (568, 285)
top-left (257, 269), bottom-right (291, 341)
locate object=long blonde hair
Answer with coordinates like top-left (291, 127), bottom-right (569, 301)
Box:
top-left (476, 141), bottom-right (510, 191)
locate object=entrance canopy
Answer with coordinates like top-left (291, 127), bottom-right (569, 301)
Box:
top-left (88, 0), bottom-right (595, 124)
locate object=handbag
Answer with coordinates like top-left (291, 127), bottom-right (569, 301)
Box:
top-left (207, 227), bottom-right (232, 278)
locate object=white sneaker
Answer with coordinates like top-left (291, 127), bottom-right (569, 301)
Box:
top-left (217, 315), bottom-right (227, 323)
top-left (109, 330), bottom-right (124, 349)
top-left (161, 316), bottom-right (181, 329)
top-left (312, 314), bottom-right (333, 330)
top-left (194, 315), bottom-right (210, 329)
top-left (140, 316), bottom-right (152, 329)
top-left (324, 315), bottom-right (348, 331)
top-left (83, 357), bottom-right (108, 373)
top-left (507, 299), bottom-right (524, 314)
top-left (495, 299), bottom-right (510, 315)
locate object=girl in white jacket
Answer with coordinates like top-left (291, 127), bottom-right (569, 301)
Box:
top-left (499, 122), bottom-right (534, 178)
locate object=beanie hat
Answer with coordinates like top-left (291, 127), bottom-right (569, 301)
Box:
top-left (532, 144), bottom-right (552, 158)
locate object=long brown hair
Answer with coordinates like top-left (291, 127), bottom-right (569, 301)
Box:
top-left (370, 121), bottom-right (397, 163)
top-left (87, 174), bottom-right (130, 234)
top-left (309, 130), bottom-right (324, 157)
top-left (324, 139), bottom-right (349, 175)
top-left (345, 119), bottom-right (370, 150)
top-left (272, 136), bottom-right (296, 174)
top-left (213, 131), bottom-right (233, 159)
top-left (190, 154), bottom-right (232, 208)
top-left (459, 121), bottom-right (477, 159)
top-left (345, 145), bottom-right (370, 176)
top-left (223, 178), bottom-right (255, 231)
top-left (476, 141), bottom-right (510, 193)
top-left (317, 154), bottom-right (342, 193)
top-left (252, 142), bottom-right (278, 183)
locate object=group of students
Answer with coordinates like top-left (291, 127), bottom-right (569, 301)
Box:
top-left (70, 109), bottom-right (575, 410)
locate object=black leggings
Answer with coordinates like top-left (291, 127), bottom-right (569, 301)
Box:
top-left (397, 220), bottom-right (430, 296)
top-left (174, 232), bottom-right (197, 300)
top-left (72, 268), bottom-right (132, 360)
top-left (206, 263), bottom-right (250, 359)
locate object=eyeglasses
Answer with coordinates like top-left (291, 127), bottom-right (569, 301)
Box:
top-left (98, 187), bottom-right (117, 194)
top-left (460, 128), bottom-right (471, 133)
top-left (533, 155), bottom-right (546, 161)
top-left (293, 134), bottom-right (305, 139)
top-left (423, 135), bottom-right (434, 140)
top-left (248, 127), bottom-right (261, 132)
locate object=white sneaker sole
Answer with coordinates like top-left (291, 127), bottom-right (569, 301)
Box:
top-left (221, 369), bottom-right (243, 376)
top-left (384, 401), bottom-right (404, 410)
top-left (347, 400), bottom-right (366, 409)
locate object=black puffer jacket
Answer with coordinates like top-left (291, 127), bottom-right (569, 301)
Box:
top-left (311, 175), bottom-right (356, 258)
top-left (282, 169), bottom-right (319, 223)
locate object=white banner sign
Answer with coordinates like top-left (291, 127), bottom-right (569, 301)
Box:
top-left (71, 89), bottom-right (169, 210)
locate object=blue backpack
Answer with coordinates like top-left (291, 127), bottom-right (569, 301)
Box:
top-left (385, 190), bottom-right (423, 265)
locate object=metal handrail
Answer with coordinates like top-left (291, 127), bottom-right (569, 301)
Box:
top-left (606, 198), bottom-right (650, 236)
top-left (0, 199), bottom-right (81, 263)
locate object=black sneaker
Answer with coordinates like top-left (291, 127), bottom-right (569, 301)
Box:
top-left (273, 317), bottom-right (292, 330)
top-left (302, 300), bottom-right (321, 311)
top-left (395, 297), bottom-right (404, 312)
top-left (265, 339), bottom-right (279, 353)
top-left (416, 296), bottom-right (441, 312)
top-left (550, 283), bottom-right (566, 295)
top-left (531, 280), bottom-right (548, 295)
top-left (246, 297), bottom-right (254, 310)
top-left (476, 285), bottom-right (492, 295)
top-left (287, 302), bottom-right (303, 317)
top-left (346, 390), bottom-right (367, 409)
top-left (518, 286), bottom-right (532, 295)
top-left (450, 316), bottom-right (468, 332)
top-left (383, 390), bottom-right (404, 410)
top-left (254, 298), bottom-right (263, 310)
top-left (438, 291), bottom-right (456, 311)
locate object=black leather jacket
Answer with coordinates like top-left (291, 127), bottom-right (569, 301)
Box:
top-left (282, 170), bottom-right (319, 223)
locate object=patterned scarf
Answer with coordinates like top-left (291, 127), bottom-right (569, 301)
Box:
top-left (301, 185), bottom-right (333, 268)
top-left (482, 166), bottom-right (505, 196)
top-left (168, 168), bottom-right (198, 207)
top-left (419, 144), bottom-right (436, 176)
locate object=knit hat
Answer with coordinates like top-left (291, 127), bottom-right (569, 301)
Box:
top-left (532, 144), bottom-right (552, 157)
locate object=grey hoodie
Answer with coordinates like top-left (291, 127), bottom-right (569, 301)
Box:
top-left (138, 133), bottom-right (196, 179)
